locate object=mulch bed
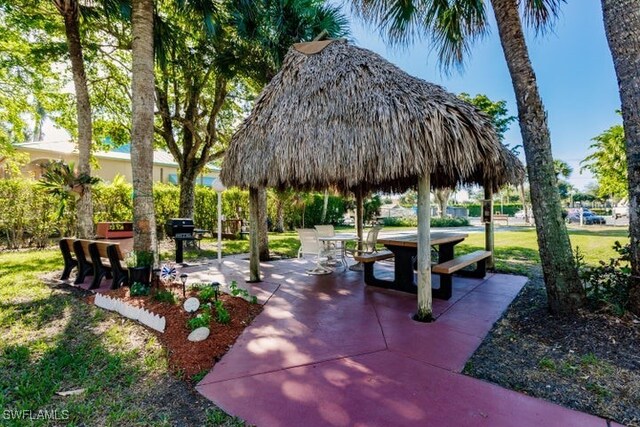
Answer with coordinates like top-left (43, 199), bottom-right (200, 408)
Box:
top-left (87, 284), bottom-right (262, 380)
top-left (464, 272), bottom-right (640, 426)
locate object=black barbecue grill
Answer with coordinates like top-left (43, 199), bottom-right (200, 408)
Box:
top-left (165, 218), bottom-right (196, 264)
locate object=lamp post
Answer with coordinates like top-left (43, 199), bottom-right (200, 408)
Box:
top-left (211, 281), bottom-right (220, 301)
top-left (211, 178), bottom-right (226, 266)
top-left (180, 273), bottom-right (188, 298)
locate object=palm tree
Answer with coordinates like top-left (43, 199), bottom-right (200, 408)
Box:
top-left (130, 0), bottom-right (157, 255)
top-left (352, 0), bottom-right (585, 314)
top-left (601, 0), bottom-right (640, 314)
top-left (51, 0), bottom-right (94, 238)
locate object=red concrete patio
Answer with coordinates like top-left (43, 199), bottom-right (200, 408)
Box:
top-left (192, 258), bottom-right (610, 427)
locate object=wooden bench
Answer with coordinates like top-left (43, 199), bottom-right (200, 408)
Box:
top-left (432, 250), bottom-right (492, 299)
top-left (89, 241), bottom-right (127, 290)
top-left (96, 222), bottom-right (134, 239)
top-left (354, 250), bottom-right (394, 287)
top-left (492, 214), bottom-right (509, 225)
top-left (67, 239), bottom-right (127, 289)
top-left (59, 238), bottom-right (77, 280)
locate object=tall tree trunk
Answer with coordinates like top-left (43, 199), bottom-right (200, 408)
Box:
top-left (57, 1), bottom-right (93, 239)
top-left (520, 183), bottom-right (530, 224)
top-left (491, 0), bottom-right (584, 314)
top-left (321, 190), bottom-right (329, 223)
top-left (601, 0), bottom-right (640, 314)
top-left (257, 187), bottom-right (269, 261)
top-left (434, 188), bottom-right (451, 218)
top-left (275, 195), bottom-right (285, 233)
top-left (248, 187), bottom-right (261, 281)
top-left (178, 170), bottom-right (196, 218)
top-left (131, 0), bottom-right (157, 254)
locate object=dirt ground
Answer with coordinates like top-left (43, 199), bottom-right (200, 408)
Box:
top-left (464, 272), bottom-right (640, 426)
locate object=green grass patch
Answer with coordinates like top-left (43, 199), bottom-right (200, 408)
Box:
top-left (0, 249), bottom-right (238, 426)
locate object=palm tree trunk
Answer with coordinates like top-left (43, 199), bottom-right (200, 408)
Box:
top-left (257, 187), bottom-right (269, 261)
top-left (275, 196), bottom-right (285, 232)
top-left (249, 187), bottom-right (261, 281)
top-left (131, 0), bottom-right (157, 254)
top-left (601, 0), bottom-right (640, 314)
top-left (58, 1), bottom-right (93, 238)
top-left (491, 0), bottom-right (584, 314)
top-left (321, 190), bottom-right (329, 223)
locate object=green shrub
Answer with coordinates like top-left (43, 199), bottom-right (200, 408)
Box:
top-left (578, 242), bottom-right (631, 315)
top-left (214, 300), bottom-right (230, 324)
top-left (452, 203), bottom-right (522, 217)
top-left (187, 306), bottom-right (212, 330)
top-left (431, 217), bottom-right (470, 227)
top-left (381, 217), bottom-right (469, 227)
top-left (198, 286), bottom-right (218, 303)
top-left (153, 289), bottom-right (176, 304)
top-left (130, 282), bottom-right (150, 296)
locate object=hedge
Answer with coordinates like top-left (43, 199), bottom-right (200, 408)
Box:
top-left (381, 217), bottom-right (470, 228)
top-left (0, 177), bottom-right (353, 248)
top-left (452, 203), bottom-right (523, 217)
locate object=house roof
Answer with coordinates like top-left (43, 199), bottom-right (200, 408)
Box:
top-left (14, 140), bottom-right (221, 171)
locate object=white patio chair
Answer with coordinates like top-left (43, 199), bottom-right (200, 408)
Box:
top-left (314, 224), bottom-right (335, 238)
top-left (346, 225), bottom-right (390, 271)
top-left (297, 228), bottom-right (334, 275)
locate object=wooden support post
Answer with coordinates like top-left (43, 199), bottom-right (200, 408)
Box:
top-left (416, 174), bottom-right (433, 322)
top-left (248, 187), bottom-right (261, 282)
top-left (356, 187), bottom-right (364, 251)
top-left (484, 186), bottom-right (495, 270)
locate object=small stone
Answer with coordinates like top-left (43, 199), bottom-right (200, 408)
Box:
top-left (183, 297), bottom-right (200, 313)
top-left (188, 326), bottom-right (210, 342)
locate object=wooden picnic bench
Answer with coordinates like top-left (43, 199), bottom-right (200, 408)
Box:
top-left (353, 250), bottom-right (394, 287)
top-left (432, 250), bottom-right (492, 299)
top-left (63, 238), bottom-right (128, 289)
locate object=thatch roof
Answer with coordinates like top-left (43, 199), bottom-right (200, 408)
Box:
top-left (221, 39), bottom-right (524, 193)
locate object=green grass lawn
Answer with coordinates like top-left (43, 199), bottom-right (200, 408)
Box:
top-left (0, 226), bottom-right (627, 425)
top-left (0, 251), bottom-right (241, 426)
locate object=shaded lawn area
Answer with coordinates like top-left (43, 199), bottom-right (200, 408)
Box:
top-left (0, 251), bottom-right (242, 426)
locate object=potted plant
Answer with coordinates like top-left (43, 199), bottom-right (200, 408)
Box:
top-left (126, 250), bottom-right (154, 286)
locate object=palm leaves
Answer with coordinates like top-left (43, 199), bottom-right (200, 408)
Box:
top-left (38, 160), bottom-right (100, 217)
top-left (352, 0), bottom-right (563, 69)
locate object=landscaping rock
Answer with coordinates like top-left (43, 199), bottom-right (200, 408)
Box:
top-left (188, 327), bottom-right (210, 342)
top-left (183, 297), bottom-right (200, 313)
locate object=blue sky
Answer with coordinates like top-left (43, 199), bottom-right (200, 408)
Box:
top-left (338, 0), bottom-right (621, 190)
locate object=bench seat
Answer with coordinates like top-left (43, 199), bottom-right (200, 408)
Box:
top-left (433, 250), bottom-right (492, 274)
top-left (431, 250), bottom-right (492, 299)
top-left (354, 250), bottom-right (394, 263)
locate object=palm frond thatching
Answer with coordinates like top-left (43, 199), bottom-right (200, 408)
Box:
top-left (222, 39), bottom-right (524, 193)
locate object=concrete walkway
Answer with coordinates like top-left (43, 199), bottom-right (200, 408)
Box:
top-left (187, 258), bottom-right (609, 426)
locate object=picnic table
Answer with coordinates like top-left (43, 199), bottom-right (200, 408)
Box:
top-left (373, 232), bottom-right (468, 294)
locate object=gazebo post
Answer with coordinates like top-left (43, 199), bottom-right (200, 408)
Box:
top-left (416, 174), bottom-right (433, 322)
top-left (248, 186), bottom-right (261, 282)
top-left (484, 186), bottom-right (495, 270)
top-left (356, 187), bottom-right (364, 251)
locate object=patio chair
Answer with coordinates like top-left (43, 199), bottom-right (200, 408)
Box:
top-left (347, 225), bottom-right (384, 257)
top-left (297, 228), bottom-right (334, 275)
top-left (315, 224), bottom-right (337, 247)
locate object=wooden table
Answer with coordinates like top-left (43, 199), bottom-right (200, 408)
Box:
top-left (373, 232), bottom-right (468, 295)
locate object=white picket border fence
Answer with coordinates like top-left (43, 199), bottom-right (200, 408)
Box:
top-left (94, 293), bottom-right (166, 333)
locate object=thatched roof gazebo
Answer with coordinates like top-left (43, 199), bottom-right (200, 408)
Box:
top-left (222, 39), bottom-right (524, 320)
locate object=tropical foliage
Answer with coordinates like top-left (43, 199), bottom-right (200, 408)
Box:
top-left (581, 124), bottom-right (627, 200)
